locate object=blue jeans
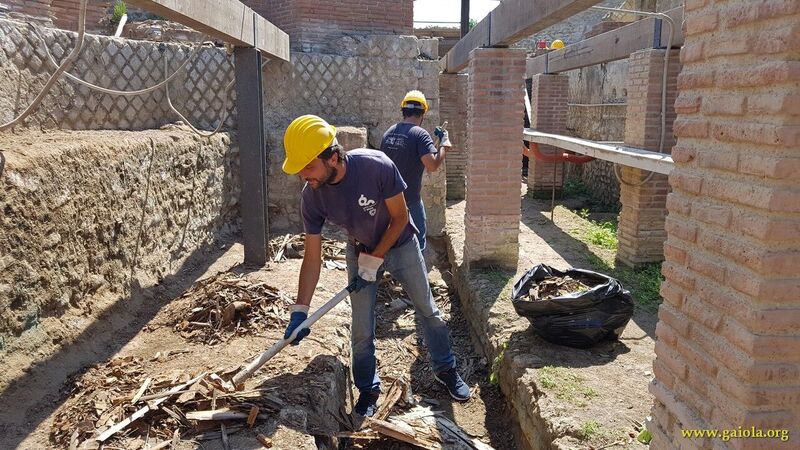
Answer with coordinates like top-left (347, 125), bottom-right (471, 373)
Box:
top-left (347, 236), bottom-right (455, 393)
top-left (408, 200), bottom-right (427, 251)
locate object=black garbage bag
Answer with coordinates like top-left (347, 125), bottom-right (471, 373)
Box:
top-left (511, 264), bottom-right (634, 348)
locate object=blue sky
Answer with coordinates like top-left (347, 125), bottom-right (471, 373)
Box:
top-left (414, 0), bottom-right (501, 27)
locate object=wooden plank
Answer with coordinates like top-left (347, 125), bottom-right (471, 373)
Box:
top-left (444, 0), bottom-right (601, 73)
top-left (523, 129), bottom-right (674, 175)
top-left (525, 6), bottom-right (684, 76)
top-left (97, 373), bottom-right (205, 442)
top-left (126, 0), bottom-right (289, 61)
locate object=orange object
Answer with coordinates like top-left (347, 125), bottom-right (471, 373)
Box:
top-left (523, 143), bottom-right (594, 164)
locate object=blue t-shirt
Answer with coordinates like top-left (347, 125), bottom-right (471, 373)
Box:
top-left (300, 149), bottom-right (416, 252)
top-left (380, 123), bottom-right (437, 205)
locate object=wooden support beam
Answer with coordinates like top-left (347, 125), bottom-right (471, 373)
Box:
top-left (444, 0), bottom-right (601, 73)
top-left (127, 0), bottom-right (289, 61)
top-left (526, 6), bottom-right (683, 76)
top-left (523, 129), bottom-right (674, 175)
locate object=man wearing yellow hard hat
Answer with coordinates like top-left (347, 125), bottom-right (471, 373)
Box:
top-left (281, 115), bottom-right (470, 417)
top-left (380, 90), bottom-right (452, 252)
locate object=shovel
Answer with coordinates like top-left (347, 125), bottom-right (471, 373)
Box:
top-left (232, 278), bottom-right (365, 386)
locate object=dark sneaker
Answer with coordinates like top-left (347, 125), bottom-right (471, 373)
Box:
top-left (354, 390), bottom-right (380, 417)
top-left (435, 367), bottom-right (471, 401)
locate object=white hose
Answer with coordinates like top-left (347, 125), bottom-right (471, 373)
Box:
top-left (163, 56), bottom-right (234, 138)
top-left (31, 24), bottom-right (214, 97)
top-left (0, 0), bottom-right (88, 131)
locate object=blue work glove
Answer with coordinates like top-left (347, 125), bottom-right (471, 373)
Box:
top-left (434, 126), bottom-right (445, 141)
top-left (284, 308), bottom-right (310, 345)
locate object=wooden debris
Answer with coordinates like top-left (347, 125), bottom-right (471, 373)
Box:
top-left (247, 406), bottom-right (260, 428)
top-left (173, 272), bottom-right (293, 345)
top-left (256, 433), bottom-right (274, 448)
top-left (525, 275), bottom-right (594, 301)
top-left (96, 373), bottom-right (205, 442)
top-left (270, 233), bottom-right (346, 264)
top-left (373, 378), bottom-right (407, 421)
top-left (220, 423), bottom-right (231, 450)
top-left (185, 408), bottom-right (251, 421)
top-left (131, 377), bottom-right (152, 404)
top-left (365, 417), bottom-right (439, 449)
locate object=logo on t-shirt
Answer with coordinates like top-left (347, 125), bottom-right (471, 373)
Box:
top-left (358, 194), bottom-right (377, 217)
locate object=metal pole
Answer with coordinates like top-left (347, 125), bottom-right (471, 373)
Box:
top-left (460, 0), bottom-right (470, 37)
top-left (234, 43), bottom-right (269, 266)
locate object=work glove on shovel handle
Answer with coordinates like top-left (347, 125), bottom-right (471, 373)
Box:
top-left (434, 127), bottom-right (452, 148)
top-left (284, 305), bottom-right (311, 345)
top-left (357, 252), bottom-right (383, 282)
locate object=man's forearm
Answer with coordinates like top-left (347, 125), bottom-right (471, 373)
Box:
top-left (372, 220), bottom-right (407, 258)
top-left (296, 256), bottom-right (321, 306)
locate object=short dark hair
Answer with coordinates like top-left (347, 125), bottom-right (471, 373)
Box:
top-left (401, 101), bottom-right (424, 118)
top-left (318, 143), bottom-right (343, 161)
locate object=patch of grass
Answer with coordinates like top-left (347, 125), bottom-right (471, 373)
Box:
top-left (474, 268), bottom-right (515, 301)
top-left (562, 179), bottom-right (589, 197)
top-left (112, 0), bottom-right (126, 24)
top-left (579, 420), bottom-right (602, 440)
top-left (537, 366), bottom-right (598, 407)
top-left (569, 209), bottom-right (664, 311)
top-left (488, 341), bottom-right (509, 385)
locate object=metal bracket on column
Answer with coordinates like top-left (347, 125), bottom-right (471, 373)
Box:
top-left (234, 46), bottom-right (269, 266)
top-left (652, 18), bottom-right (663, 49)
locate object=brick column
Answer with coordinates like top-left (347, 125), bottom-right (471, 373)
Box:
top-left (440, 72), bottom-right (468, 200)
top-left (527, 73), bottom-right (569, 195)
top-left (616, 48), bottom-right (680, 267)
top-left (464, 47), bottom-right (526, 269)
top-left (649, 1), bottom-right (800, 448)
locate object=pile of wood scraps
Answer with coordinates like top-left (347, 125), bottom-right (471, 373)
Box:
top-left (338, 378), bottom-right (493, 450)
top-left (173, 273), bottom-right (293, 345)
top-left (270, 233), bottom-right (347, 270)
top-left (51, 357), bottom-right (282, 449)
top-left (524, 275), bottom-right (593, 301)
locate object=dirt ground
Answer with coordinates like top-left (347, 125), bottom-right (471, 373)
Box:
top-left (1, 232), bottom-right (517, 449)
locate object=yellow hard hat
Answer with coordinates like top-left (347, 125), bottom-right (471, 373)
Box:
top-left (551, 39), bottom-right (565, 49)
top-left (282, 115), bottom-right (337, 175)
top-left (401, 90), bottom-right (429, 113)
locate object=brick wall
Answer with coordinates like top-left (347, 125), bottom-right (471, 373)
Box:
top-left (464, 47), bottom-right (526, 270)
top-left (248, 0), bottom-right (413, 52)
top-left (528, 74), bottom-right (569, 195)
top-left (440, 73), bottom-right (468, 200)
top-left (649, 0), bottom-right (800, 448)
top-left (616, 48), bottom-right (680, 267)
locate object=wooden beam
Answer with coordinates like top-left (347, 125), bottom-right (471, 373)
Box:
top-left (126, 0), bottom-right (289, 61)
top-left (444, 0), bottom-right (601, 73)
top-left (526, 6), bottom-right (683, 76)
top-left (523, 129), bottom-right (674, 175)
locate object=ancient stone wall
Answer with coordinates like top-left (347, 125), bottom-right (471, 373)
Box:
top-left (261, 34), bottom-right (442, 233)
top-left (0, 128), bottom-right (239, 353)
top-left (0, 18), bottom-right (235, 132)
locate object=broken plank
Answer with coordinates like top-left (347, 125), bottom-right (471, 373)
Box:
top-left (185, 408), bottom-right (267, 421)
top-left (374, 379), bottom-right (405, 421)
top-left (256, 433), bottom-right (274, 448)
top-left (366, 417), bottom-right (439, 449)
top-left (436, 415), bottom-right (495, 450)
top-left (131, 377), bottom-right (152, 404)
top-left (221, 423), bottom-right (231, 450)
top-left (247, 406), bottom-right (260, 428)
top-left (96, 373), bottom-right (205, 442)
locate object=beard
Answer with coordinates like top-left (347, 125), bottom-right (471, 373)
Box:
top-left (306, 164), bottom-right (338, 190)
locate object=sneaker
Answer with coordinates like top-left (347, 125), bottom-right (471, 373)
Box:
top-left (354, 390), bottom-right (380, 417)
top-left (434, 367), bottom-right (471, 401)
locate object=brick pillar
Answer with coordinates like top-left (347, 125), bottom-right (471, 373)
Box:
top-left (440, 72), bottom-right (468, 200)
top-left (616, 48), bottom-right (680, 267)
top-left (649, 1), bottom-right (800, 448)
top-left (527, 73), bottom-right (569, 195)
top-left (464, 47), bottom-right (526, 269)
